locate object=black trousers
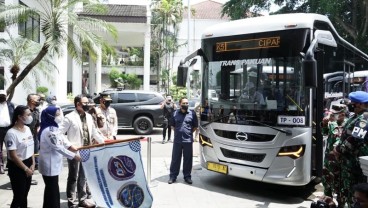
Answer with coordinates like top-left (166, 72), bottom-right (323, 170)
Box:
top-left (8, 157), bottom-right (32, 208)
top-left (0, 127), bottom-right (9, 166)
top-left (169, 142), bottom-right (193, 180)
top-left (66, 159), bottom-right (87, 206)
top-left (42, 175), bottom-right (60, 208)
top-left (162, 122), bottom-right (172, 141)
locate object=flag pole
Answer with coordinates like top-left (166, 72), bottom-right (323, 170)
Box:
top-left (147, 137), bottom-right (151, 183)
top-left (77, 137), bottom-right (145, 150)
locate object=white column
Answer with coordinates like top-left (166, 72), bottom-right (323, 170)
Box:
top-left (96, 47), bottom-right (102, 93)
top-left (54, 45), bottom-right (68, 103)
top-left (143, 1), bottom-right (151, 91)
top-left (69, 26), bottom-right (82, 97)
top-left (72, 59), bottom-right (82, 96)
top-left (89, 56), bottom-right (96, 95)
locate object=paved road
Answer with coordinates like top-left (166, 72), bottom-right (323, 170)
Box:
top-left (0, 128), bottom-right (322, 208)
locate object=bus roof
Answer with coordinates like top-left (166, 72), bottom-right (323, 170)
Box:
top-left (202, 13), bottom-right (331, 39)
top-left (349, 70), bottom-right (368, 78)
top-left (202, 13), bottom-right (368, 62)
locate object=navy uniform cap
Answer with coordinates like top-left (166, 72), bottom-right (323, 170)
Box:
top-left (349, 91), bottom-right (368, 103)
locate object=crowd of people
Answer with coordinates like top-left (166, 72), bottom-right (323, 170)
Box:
top-left (320, 91), bottom-right (368, 208)
top-left (0, 91), bottom-right (117, 208)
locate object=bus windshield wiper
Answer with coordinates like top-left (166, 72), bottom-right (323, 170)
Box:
top-left (246, 120), bottom-right (292, 136)
top-left (201, 115), bottom-right (230, 127)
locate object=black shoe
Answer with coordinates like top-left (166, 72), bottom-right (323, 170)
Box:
top-left (167, 139), bottom-right (171, 142)
top-left (162, 140), bottom-right (165, 144)
top-left (184, 178), bottom-right (193, 184)
top-left (168, 178), bottom-right (176, 184)
top-left (78, 200), bottom-right (96, 208)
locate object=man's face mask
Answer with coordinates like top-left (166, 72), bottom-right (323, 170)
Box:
top-left (104, 101), bottom-right (111, 108)
top-left (347, 103), bottom-right (355, 112)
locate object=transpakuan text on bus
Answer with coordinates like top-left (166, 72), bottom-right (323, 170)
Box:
top-left (177, 13), bottom-right (368, 186)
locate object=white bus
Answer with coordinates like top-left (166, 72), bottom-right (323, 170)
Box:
top-left (177, 13), bottom-right (368, 186)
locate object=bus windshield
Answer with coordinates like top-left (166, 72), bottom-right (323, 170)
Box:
top-left (203, 57), bottom-right (307, 126)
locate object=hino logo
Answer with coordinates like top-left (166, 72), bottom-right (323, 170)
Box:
top-left (236, 132), bottom-right (248, 141)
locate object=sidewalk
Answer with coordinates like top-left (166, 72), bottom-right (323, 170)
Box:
top-left (0, 156), bottom-right (206, 208)
top-left (0, 140), bottom-right (316, 208)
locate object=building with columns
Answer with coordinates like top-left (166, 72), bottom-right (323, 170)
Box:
top-left (0, 0), bottom-right (151, 105)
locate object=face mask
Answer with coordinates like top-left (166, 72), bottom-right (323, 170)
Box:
top-left (347, 103), bottom-right (355, 112)
top-left (82, 104), bottom-right (90, 112)
top-left (181, 105), bottom-right (189, 111)
top-left (34, 101), bottom-right (40, 107)
top-left (0, 97), bottom-right (6, 103)
top-left (50, 100), bottom-right (57, 105)
top-left (104, 101), bottom-right (111, 108)
top-left (23, 116), bottom-right (33, 125)
top-left (54, 115), bottom-right (63, 124)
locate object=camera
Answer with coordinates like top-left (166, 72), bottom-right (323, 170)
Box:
top-left (310, 200), bottom-right (330, 208)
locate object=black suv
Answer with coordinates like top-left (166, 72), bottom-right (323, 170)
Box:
top-left (61, 90), bottom-right (165, 135)
top-left (98, 90), bottom-right (165, 134)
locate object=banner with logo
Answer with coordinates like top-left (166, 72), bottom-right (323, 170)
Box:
top-left (79, 138), bottom-right (153, 208)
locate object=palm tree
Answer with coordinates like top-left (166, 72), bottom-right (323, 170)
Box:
top-left (0, 0), bottom-right (117, 100)
top-left (0, 30), bottom-right (57, 100)
top-left (151, 0), bottom-right (184, 93)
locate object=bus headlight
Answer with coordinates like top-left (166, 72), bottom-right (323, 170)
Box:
top-left (199, 134), bottom-right (213, 148)
top-left (277, 145), bottom-right (305, 159)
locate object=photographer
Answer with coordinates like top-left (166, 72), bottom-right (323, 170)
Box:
top-left (312, 183), bottom-right (368, 208)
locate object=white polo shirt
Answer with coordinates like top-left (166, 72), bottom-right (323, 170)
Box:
top-left (5, 127), bottom-right (34, 161)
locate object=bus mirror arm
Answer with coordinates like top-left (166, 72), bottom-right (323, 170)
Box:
top-left (246, 120), bottom-right (292, 136)
top-left (303, 38), bottom-right (318, 88)
top-left (180, 49), bottom-right (208, 65)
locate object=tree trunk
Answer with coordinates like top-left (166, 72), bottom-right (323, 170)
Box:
top-left (6, 45), bottom-right (48, 102)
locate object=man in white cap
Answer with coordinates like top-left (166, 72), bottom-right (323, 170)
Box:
top-left (0, 90), bottom-right (15, 174)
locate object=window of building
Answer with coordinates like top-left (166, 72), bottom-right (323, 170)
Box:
top-left (18, 1), bottom-right (40, 42)
top-left (0, 67), bottom-right (4, 89)
top-left (0, 0), bottom-right (4, 32)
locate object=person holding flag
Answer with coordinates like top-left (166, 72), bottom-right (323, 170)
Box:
top-left (38, 106), bottom-right (81, 208)
top-left (59, 95), bottom-right (105, 208)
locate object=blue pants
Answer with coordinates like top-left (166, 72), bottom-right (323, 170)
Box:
top-left (169, 142), bottom-right (193, 180)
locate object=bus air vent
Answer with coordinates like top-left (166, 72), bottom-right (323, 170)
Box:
top-left (220, 148), bottom-right (266, 163)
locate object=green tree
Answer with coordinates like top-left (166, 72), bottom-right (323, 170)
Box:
top-left (0, 0), bottom-right (117, 100)
top-left (221, 0), bottom-right (368, 52)
top-left (0, 31), bottom-right (57, 100)
top-left (108, 68), bottom-right (121, 88)
top-left (151, 0), bottom-right (184, 92)
top-left (36, 86), bottom-right (48, 94)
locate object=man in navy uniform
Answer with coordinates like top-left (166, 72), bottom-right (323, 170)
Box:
top-left (168, 97), bottom-right (198, 184)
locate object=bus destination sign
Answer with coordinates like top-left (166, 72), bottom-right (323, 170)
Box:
top-left (216, 37), bottom-right (280, 52)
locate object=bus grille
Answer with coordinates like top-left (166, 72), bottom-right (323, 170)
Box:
top-left (220, 148), bottom-right (266, 163)
top-left (214, 130), bottom-right (275, 142)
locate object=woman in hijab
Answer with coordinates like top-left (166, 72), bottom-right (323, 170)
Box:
top-left (38, 106), bottom-right (81, 208)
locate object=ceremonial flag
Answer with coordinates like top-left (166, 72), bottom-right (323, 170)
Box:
top-left (79, 138), bottom-right (153, 208)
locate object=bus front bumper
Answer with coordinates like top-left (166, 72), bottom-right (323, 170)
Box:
top-left (200, 146), bottom-right (310, 186)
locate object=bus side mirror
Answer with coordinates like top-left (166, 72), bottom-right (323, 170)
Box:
top-left (177, 64), bottom-right (188, 87)
top-left (303, 56), bottom-right (317, 88)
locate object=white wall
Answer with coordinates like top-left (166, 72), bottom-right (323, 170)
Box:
top-left (172, 18), bottom-right (229, 79)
